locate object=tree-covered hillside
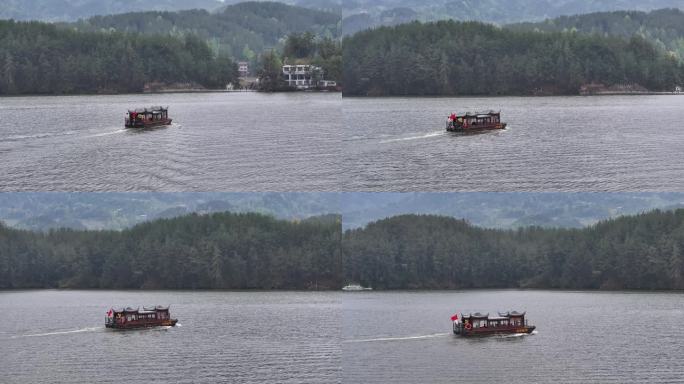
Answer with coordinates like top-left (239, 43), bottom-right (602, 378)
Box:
top-left (0, 20), bottom-right (238, 95)
top-left (0, 0), bottom-right (223, 22)
top-left (3, 208), bottom-right (684, 291)
top-left (509, 8), bottom-right (684, 60)
top-left (0, 212), bottom-right (342, 289)
top-left (68, 2), bottom-right (341, 61)
top-left (344, 209), bottom-right (684, 290)
top-left (0, 192), bottom-right (341, 231)
top-left (342, 0), bottom-right (684, 36)
top-left (343, 20), bottom-right (684, 96)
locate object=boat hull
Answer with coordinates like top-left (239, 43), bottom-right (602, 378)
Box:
top-left (125, 118), bottom-right (172, 129)
top-left (455, 325), bottom-right (535, 337)
top-left (106, 318), bottom-right (177, 330)
top-left (446, 122), bottom-right (507, 132)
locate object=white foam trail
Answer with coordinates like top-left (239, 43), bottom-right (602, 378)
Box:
top-left (344, 332), bottom-right (450, 343)
top-left (175, 323), bottom-right (182, 327)
top-left (16, 326), bottom-right (101, 338)
top-left (3, 131), bottom-right (79, 142)
top-left (86, 129), bottom-right (127, 138)
top-left (380, 131), bottom-right (445, 143)
top-left (498, 330), bottom-right (537, 339)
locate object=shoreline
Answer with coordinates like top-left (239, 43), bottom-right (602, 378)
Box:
top-left (2, 287), bottom-right (683, 293)
top-left (0, 89), bottom-right (342, 98)
top-left (342, 92), bottom-right (683, 98)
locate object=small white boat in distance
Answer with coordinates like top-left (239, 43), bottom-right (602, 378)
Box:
top-left (342, 284), bottom-right (372, 291)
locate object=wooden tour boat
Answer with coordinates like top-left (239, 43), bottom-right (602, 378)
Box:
top-left (452, 311), bottom-right (535, 337)
top-left (105, 305), bottom-right (178, 330)
top-left (125, 106), bottom-right (172, 128)
top-left (446, 111), bottom-right (506, 132)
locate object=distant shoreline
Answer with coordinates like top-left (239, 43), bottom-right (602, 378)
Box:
top-left (2, 287), bottom-right (684, 293)
top-left (342, 92), bottom-right (683, 98)
top-left (0, 90), bottom-right (342, 98)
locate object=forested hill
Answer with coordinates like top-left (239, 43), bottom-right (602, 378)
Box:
top-left (342, 20), bottom-right (684, 96)
top-left (68, 2), bottom-right (341, 61)
top-left (3, 208), bottom-right (684, 291)
top-left (342, 0), bottom-right (684, 36)
top-left (0, 212), bottom-right (342, 290)
top-left (0, 20), bottom-right (238, 95)
top-left (344, 209), bottom-right (684, 290)
top-left (0, 0), bottom-right (223, 22)
top-left (508, 8), bottom-right (684, 60)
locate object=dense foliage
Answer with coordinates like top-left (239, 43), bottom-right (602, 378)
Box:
top-left (344, 210), bottom-right (684, 290)
top-left (0, 0), bottom-right (223, 22)
top-left (3, 208), bottom-right (684, 291)
top-left (343, 20), bottom-right (684, 96)
top-left (257, 33), bottom-right (341, 91)
top-left (68, 2), bottom-right (341, 61)
top-left (509, 8), bottom-right (684, 60)
top-left (0, 20), bottom-right (238, 95)
top-left (0, 212), bottom-right (341, 289)
top-left (342, 0), bottom-right (684, 36)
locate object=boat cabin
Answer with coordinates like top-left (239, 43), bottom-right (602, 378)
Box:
top-left (125, 106), bottom-right (172, 128)
top-left (453, 310), bottom-right (534, 336)
top-left (446, 111), bottom-right (506, 132)
top-left (461, 311), bottom-right (526, 329)
top-left (105, 305), bottom-right (176, 329)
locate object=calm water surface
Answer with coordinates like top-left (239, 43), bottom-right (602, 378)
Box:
top-left (343, 290), bottom-right (684, 383)
top-left (0, 290), bottom-right (340, 383)
top-left (343, 96), bottom-right (684, 191)
top-left (0, 92), bottom-right (341, 191)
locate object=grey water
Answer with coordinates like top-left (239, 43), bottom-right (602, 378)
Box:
top-left (343, 96), bottom-right (684, 191)
top-left (0, 290), bottom-right (340, 384)
top-left (0, 92), bottom-right (341, 191)
top-left (343, 290), bottom-right (684, 383)
top-left (4, 290), bottom-right (683, 383)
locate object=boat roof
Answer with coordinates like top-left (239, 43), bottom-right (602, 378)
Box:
top-left (455, 110), bottom-right (500, 117)
top-left (461, 311), bottom-right (526, 319)
top-left (128, 106), bottom-right (168, 113)
top-left (112, 305), bottom-right (169, 313)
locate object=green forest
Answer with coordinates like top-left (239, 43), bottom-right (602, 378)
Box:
top-left (344, 209), bottom-right (684, 290)
top-left (2, 208), bottom-right (684, 291)
top-left (0, 20), bottom-right (238, 95)
top-left (67, 2), bottom-right (341, 62)
top-left (342, 20), bottom-right (684, 96)
top-left (257, 32), bottom-right (342, 91)
top-left (341, 0), bottom-right (684, 36)
top-left (0, 212), bottom-right (342, 290)
top-left (509, 8), bottom-right (684, 60)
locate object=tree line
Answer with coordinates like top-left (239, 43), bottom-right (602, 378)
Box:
top-left (257, 32), bottom-right (341, 92)
top-left (0, 20), bottom-right (238, 95)
top-left (2, 208), bottom-right (684, 291)
top-left (0, 212), bottom-right (342, 290)
top-left (508, 8), bottom-right (684, 61)
top-left (342, 20), bottom-right (684, 96)
top-left (344, 209), bottom-right (684, 290)
top-left (67, 2), bottom-right (340, 63)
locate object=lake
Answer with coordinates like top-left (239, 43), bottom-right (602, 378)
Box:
top-left (3, 290), bottom-right (683, 383)
top-left (0, 290), bottom-right (340, 384)
top-left (343, 290), bottom-right (684, 383)
top-left (0, 92), bottom-right (341, 191)
top-left (343, 96), bottom-right (684, 191)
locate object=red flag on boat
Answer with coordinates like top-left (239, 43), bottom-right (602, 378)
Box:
top-left (107, 309), bottom-right (113, 317)
top-left (450, 314), bottom-right (458, 321)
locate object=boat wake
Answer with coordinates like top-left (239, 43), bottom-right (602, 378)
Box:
top-left (497, 330), bottom-right (537, 339)
top-left (380, 131), bottom-right (445, 143)
top-left (14, 326), bottom-right (101, 338)
top-left (86, 129), bottom-right (127, 138)
top-left (3, 130), bottom-right (79, 142)
top-left (344, 332), bottom-right (450, 343)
